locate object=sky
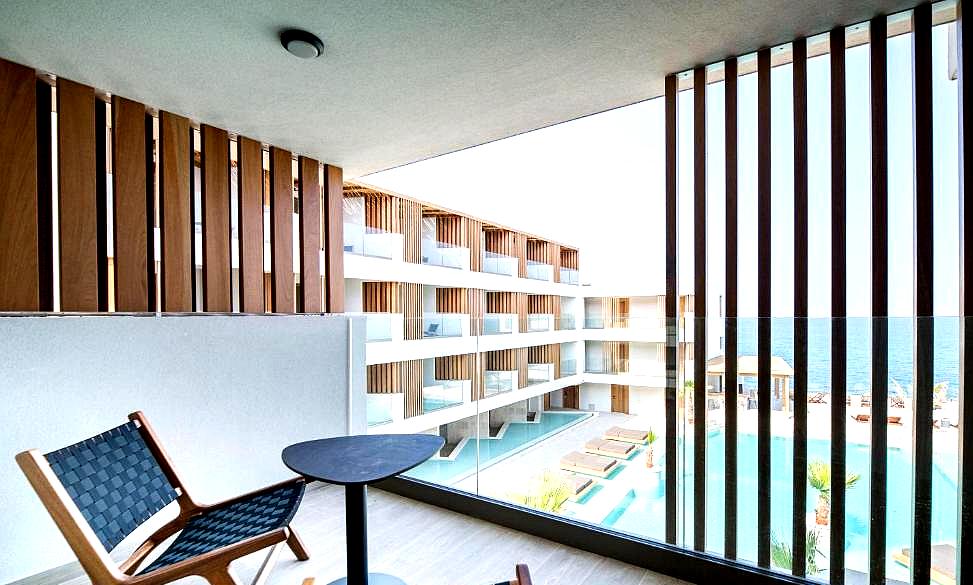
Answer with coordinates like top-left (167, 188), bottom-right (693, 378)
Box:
top-left (364, 24), bottom-right (959, 319)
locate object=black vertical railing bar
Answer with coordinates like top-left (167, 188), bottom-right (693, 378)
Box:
top-left (868, 15), bottom-right (889, 585)
top-left (756, 46), bottom-right (772, 570)
top-left (664, 73), bottom-right (679, 547)
top-left (792, 37), bottom-right (809, 580)
top-left (693, 65), bottom-right (707, 553)
top-left (829, 25), bottom-right (848, 585)
top-left (724, 56), bottom-right (739, 562)
top-left (958, 0), bottom-right (973, 582)
top-left (911, 4), bottom-right (934, 585)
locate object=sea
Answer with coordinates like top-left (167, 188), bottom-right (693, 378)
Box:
top-left (723, 317), bottom-right (961, 399)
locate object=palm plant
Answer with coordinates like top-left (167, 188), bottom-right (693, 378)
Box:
top-left (808, 458), bottom-right (860, 525)
top-left (771, 530), bottom-right (823, 574)
top-left (509, 472), bottom-right (570, 513)
top-left (645, 428), bottom-right (658, 468)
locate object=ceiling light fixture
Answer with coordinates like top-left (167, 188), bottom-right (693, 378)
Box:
top-left (280, 29), bottom-right (324, 59)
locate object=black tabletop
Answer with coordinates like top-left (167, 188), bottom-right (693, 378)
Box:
top-left (281, 434), bottom-right (445, 485)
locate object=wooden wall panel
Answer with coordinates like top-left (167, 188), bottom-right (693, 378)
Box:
top-left (269, 147), bottom-right (294, 313)
top-left (159, 111), bottom-right (192, 311)
top-left (0, 59), bottom-right (39, 310)
top-left (436, 287), bottom-right (468, 313)
top-left (400, 198), bottom-right (422, 263)
top-left (435, 353), bottom-right (471, 380)
top-left (435, 215), bottom-right (466, 246)
top-left (323, 164), bottom-right (344, 312)
top-left (365, 194), bottom-right (400, 233)
top-left (299, 156), bottom-right (322, 312)
top-left (237, 137), bottom-right (264, 312)
top-left (402, 359), bottom-right (422, 418)
top-left (484, 228), bottom-right (515, 256)
top-left (528, 294), bottom-right (558, 315)
top-left (111, 96), bottom-right (149, 311)
top-left (363, 281), bottom-right (400, 312)
top-left (528, 344), bottom-right (558, 364)
top-left (487, 291), bottom-right (515, 313)
top-left (517, 347), bottom-right (528, 388)
top-left (516, 233), bottom-right (528, 278)
top-left (201, 125), bottom-right (230, 312)
top-left (37, 80), bottom-right (54, 311)
top-left (486, 349), bottom-right (518, 371)
top-left (401, 282), bottom-right (423, 340)
top-left (516, 292), bottom-right (528, 331)
top-left (467, 218), bottom-right (483, 272)
top-left (551, 243), bottom-right (562, 282)
top-left (57, 78), bottom-right (99, 311)
top-left (367, 362), bottom-right (400, 394)
top-left (468, 288), bottom-right (484, 335)
top-left (560, 248), bottom-right (578, 270)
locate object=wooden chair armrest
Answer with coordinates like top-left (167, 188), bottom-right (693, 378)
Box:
top-left (127, 529), bottom-right (287, 584)
top-left (196, 477), bottom-right (306, 512)
top-left (515, 564), bottom-right (532, 585)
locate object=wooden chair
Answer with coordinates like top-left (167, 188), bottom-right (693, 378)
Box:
top-left (16, 411), bottom-right (310, 585)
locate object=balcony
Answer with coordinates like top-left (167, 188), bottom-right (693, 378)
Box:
top-left (365, 393), bottom-right (399, 427)
top-left (525, 260), bottom-right (553, 281)
top-left (482, 251), bottom-right (519, 276)
top-left (526, 313), bottom-right (554, 332)
top-left (343, 222), bottom-right (402, 260)
top-left (558, 314), bottom-right (576, 330)
top-left (422, 380), bottom-right (467, 413)
top-left (484, 369), bottom-right (517, 396)
top-left (559, 267), bottom-right (579, 285)
top-left (559, 358), bottom-right (577, 376)
top-left (421, 239), bottom-right (470, 270)
top-left (422, 313), bottom-right (468, 338)
top-left (584, 316), bottom-right (605, 329)
top-left (483, 312), bottom-right (517, 335)
top-left (584, 358), bottom-right (629, 374)
top-left (526, 363), bottom-right (554, 385)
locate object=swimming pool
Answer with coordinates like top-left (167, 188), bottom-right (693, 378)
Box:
top-left (603, 431), bottom-right (958, 570)
top-left (405, 411), bottom-right (591, 485)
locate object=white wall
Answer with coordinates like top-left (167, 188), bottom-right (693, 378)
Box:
top-left (344, 278), bottom-right (364, 312)
top-left (580, 383), bottom-right (611, 412)
top-left (628, 386), bottom-right (666, 427)
top-left (0, 314), bottom-right (366, 583)
top-left (630, 342), bottom-right (664, 375)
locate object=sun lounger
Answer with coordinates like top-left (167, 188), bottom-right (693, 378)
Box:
top-left (809, 392), bottom-right (827, 404)
top-left (860, 393), bottom-right (872, 408)
top-left (852, 413), bottom-right (871, 422)
top-left (560, 451), bottom-right (618, 477)
top-left (603, 426), bottom-right (649, 444)
top-left (563, 473), bottom-right (597, 501)
top-left (585, 437), bottom-right (636, 459)
top-left (893, 544), bottom-right (955, 585)
top-left (887, 415), bottom-right (903, 425)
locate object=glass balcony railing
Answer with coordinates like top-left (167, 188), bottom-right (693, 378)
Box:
top-left (366, 393), bottom-right (396, 427)
top-left (526, 260), bottom-right (554, 281)
top-left (343, 222), bottom-right (401, 259)
top-left (526, 363), bottom-right (554, 385)
top-left (526, 313), bottom-right (554, 332)
top-left (557, 315), bottom-right (576, 330)
top-left (559, 267), bottom-right (579, 285)
top-left (584, 358), bottom-right (630, 374)
top-left (584, 316), bottom-right (605, 329)
top-left (482, 251), bottom-right (519, 276)
top-left (422, 380), bottom-right (466, 413)
top-left (483, 313), bottom-right (517, 335)
top-left (484, 370), bottom-right (517, 396)
top-left (421, 239), bottom-right (470, 269)
top-left (559, 359), bottom-right (577, 376)
top-left (422, 313), bottom-right (466, 338)
top-left (364, 313), bottom-right (394, 342)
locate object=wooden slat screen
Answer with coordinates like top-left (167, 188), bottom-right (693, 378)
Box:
top-left (367, 362), bottom-right (400, 394)
top-left (402, 359), bottom-right (422, 418)
top-left (363, 281), bottom-right (400, 313)
top-left (468, 288), bottom-right (484, 335)
top-left (298, 156), bottom-right (322, 313)
top-left (400, 198), bottom-right (422, 263)
top-left (467, 218), bottom-right (483, 272)
top-left (484, 228), bottom-right (516, 256)
top-left (237, 136), bottom-right (264, 313)
top-left (401, 282), bottom-right (423, 340)
top-left (57, 78), bottom-right (99, 311)
top-left (269, 147), bottom-right (294, 313)
top-left (516, 232), bottom-right (528, 278)
top-left (322, 164), bottom-right (344, 312)
top-left (605, 341), bottom-right (629, 373)
top-left (724, 54), bottom-right (739, 563)
top-left (435, 354), bottom-right (471, 380)
top-left (436, 287), bottom-right (468, 313)
top-left (486, 349), bottom-right (518, 371)
top-left (517, 347), bottom-right (528, 388)
top-left (0, 59), bottom-right (40, 310)
top-left (959, 0), bottom-right (972, 581)
top-left (560, 247), bottom-right (579, 270)
top-left (550, 243), bottom-right (561, 283)
top-left (159, 111), bottom-right (192, 312)
top-left (111, 96), bottom-right (149, 312)
top-left (365, 194), bottom-right (401, 233)
top-left (487, 291), bottom-right (515, 313)
top-left (201, 125), bottom-right (230, 312)
top-left (756, 46), bottom-right (772, 569)
top-left (528, 294), bottom-right (558, 315)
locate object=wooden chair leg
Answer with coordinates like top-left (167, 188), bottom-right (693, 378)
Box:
top-left (202, 565), bottom-right (243, 585)
top-left (286, 527), bottom-right (310, 561)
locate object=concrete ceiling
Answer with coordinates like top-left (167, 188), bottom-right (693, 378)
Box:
top-left (0, 1), bottom-right (919, 177)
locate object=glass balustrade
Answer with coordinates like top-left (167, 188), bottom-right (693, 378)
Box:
top-left (526, 313), bottom-right (554, 332)
top-left (559, 267), bottom-right (579, 285)
top-left (483, 313), bottom-right (517, 335)
top-left (422, 380), bottom-right (466, 413)
top-left (422, 313), bottom-right (466, 338)
top-left (482, 251), bottom-right (519, 276)
top-left (421, 239), bottom-right (470, 269)
top-left (484, 370), bottom-right (517, 396)
top-left (526, 260), bottom-right (553, 281)
top-left (365, 393), bottom-right (396, 427)
top-left (527, 363), bottom-right (554, 385)
top-left (343, 222), bottom-right (402, 259)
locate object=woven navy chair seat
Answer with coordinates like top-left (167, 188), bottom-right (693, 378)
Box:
top-left (140, 480), bottom-right (305, 573)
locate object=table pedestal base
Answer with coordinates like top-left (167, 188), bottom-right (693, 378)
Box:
top-left (325, 574), bottom-right (406, 585)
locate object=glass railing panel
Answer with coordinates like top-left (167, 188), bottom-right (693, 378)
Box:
top-left (364, 313), bottom-right (393, 342)
top-left (559, 359), bottom-right (577, 376)
top-left (365, 393), bottom-right (396, 427)
top-left (421, 239), bottom-right (470, 269)
top-left (483, 313), bottom-right (517, 335)
top-left (527, 363), bottom-right (554, 385)
top-left (527, 313), bottom-right (554, 332)
top-left (484, 370), bottom-right (517, 396)
top-left (482, 251), bottom-right (519, 276)
top-left (559, 267), bottom-right (579, 285)
top-left (343, 222), bottom-right (402, 259)
top-left (584, 316), bottom-right (605, 329)
top-left (422, 380), bottom-right (466, 413)
top-left (526, 260), bottom-right (553, 281)
top-left (558, 315), bottom-right (576, 330)
top-left (584, 358), bottom-right (630, 374)
top-left (422, 313), bottom-right (466, 338)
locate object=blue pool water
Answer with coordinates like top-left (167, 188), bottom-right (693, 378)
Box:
top-left (405, 411), bottom-right (590, 485)
top-left (605, 431), bottom-right (959, 566)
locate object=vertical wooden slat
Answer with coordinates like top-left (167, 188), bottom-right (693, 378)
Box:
top-left (57, 78), bottom-right (99, 311)
top-left (299, 156), bottom-right (322, 312)
top-left (0, 59), bottom-right (39, 310)
top-left (791, 37), bottom-right (810, 579)
top-left (269, 147), bottom-right (294, 313)
top-left (664, 72), bottom-right (678, 546)
top-left (869, 16), bottom-right (889, 585)
top-left (323, 164), bottom-right (344, 312)
top-left (724, 55), bottom-right (739, 562)
top-left (37, 80), bottom-right (53, 311)
top-left (111, 96), bottom-right (148, 311)
top-left (201, 125), bottom-right (231, 312)
top-left (692, 64), bottom-right (707, 553)
top-left (237, 137), bottom-right (263, 313)
top-left (829, 26), bottom-right (848, 584)
top-left (158, 111), bottom-right (192, 312)
top-left (145, 113), bottom-right (156, 311)
top-left (911, 5), bottom-right (934, 585)
top-left (756, 46), bottom-right (772, 569)
top-left (95, 99), bottom-right (108, 311)
top-left (959, 1), bottom-right (973, 582)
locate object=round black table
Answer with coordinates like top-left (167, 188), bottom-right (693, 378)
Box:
top-left (282, 434), bottom-right (444, 585)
